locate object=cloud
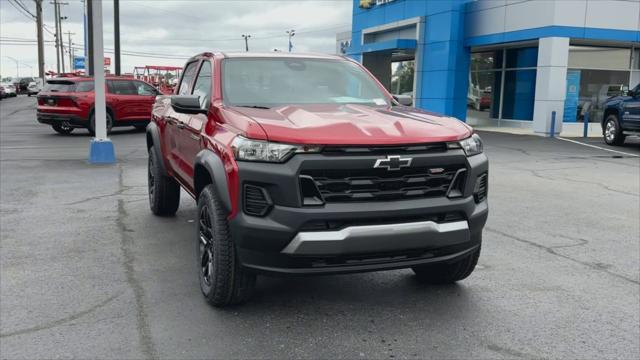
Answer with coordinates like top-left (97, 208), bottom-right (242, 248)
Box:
top-left (1, 0), bottom-right (352, 77)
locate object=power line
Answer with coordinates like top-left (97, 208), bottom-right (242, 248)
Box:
top-left (14, 0), bottom-right (36, 18)
top-left (6, 0), bottom-right (35, 21)
top-left (5, 0), bottom-right (56, 38)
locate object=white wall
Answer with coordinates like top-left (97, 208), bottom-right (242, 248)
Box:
top-left (532, 37), bottom-right (570, 135)
top-left (465, 0), bottom-right (640, 38)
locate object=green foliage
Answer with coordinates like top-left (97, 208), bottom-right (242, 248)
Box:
top-left (390, 61), bottom-right (414, 94)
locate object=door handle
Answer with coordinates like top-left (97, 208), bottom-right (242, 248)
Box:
top-left (176, 122), bottom-right (186, 130)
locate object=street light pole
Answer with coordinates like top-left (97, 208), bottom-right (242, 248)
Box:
top-left (6, 56), bottom-right (20, 78)
top-left (242, 34), bottom-right (251, 52)
top-left (286, 29), bottom-right (295, 52)
top-left (23, 64), bottom-right (34, 77)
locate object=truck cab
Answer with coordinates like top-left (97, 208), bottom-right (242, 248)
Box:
top-left (602, 83), bottom-right (640, 145)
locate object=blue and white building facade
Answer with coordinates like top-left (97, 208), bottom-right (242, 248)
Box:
top-left (341, 0), bottom-right (640, 135)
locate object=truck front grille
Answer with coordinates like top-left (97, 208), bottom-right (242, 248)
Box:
top-left (300, 166), bottom-right (462, 203)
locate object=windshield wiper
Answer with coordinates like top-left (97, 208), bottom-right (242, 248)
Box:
top-left (236, 105), bottom-right (271, 109)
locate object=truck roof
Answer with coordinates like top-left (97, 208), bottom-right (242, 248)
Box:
top-left (221, 52), bottom-right (345, 60)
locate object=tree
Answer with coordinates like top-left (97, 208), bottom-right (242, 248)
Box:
top-left (390, 61), bottom-right (414, 94)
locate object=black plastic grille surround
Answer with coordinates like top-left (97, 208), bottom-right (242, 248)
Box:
top-left (300, 166), bottom-right (462, 203)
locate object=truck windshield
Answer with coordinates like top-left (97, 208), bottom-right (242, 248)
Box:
top-left (222, 58), bottom-right (389, 107)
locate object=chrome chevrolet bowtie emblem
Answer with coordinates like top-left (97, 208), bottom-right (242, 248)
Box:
top-left (373, 155), bottom-right (412, 171)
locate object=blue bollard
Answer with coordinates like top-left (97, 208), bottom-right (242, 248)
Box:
top-left (583, 112), bottom-right (590, 138)
top-left (550, 111), bottom-right (556, 138)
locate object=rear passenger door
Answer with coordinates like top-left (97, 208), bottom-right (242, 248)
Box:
top-left (131, 81), bottom-right (158, 119)
top-left (165, 61), bottom-right (199, 184)
top-left (107, 80), bottom-right (140, 121)
top-left (178, 60), bottom-right (212, 183)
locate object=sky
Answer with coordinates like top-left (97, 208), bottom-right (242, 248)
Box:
top-left (0, 0), bottom-right (353, 78)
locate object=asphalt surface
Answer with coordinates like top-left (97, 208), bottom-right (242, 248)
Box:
top-left (1, 95), bottom-right (639, 359)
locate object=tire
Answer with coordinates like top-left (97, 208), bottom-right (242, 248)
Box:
top-left (147, 145), bottom-right (180, 216)
top-left (88, 112), bottom-right (114, 136)
top-left (197, 185), bottom-right (256, 307)
top-left (412, 246), bottom-right (481, 284)
top-left (52, 122), bottom-right (74, 135)
top-left (603, 115), bottom-right (625, 146)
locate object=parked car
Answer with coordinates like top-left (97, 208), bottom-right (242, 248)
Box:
top-left (147, 52), bottom-right (488, 306)
top-left (601, 83), bottom-right (640, 145)
top-left (392, 93), bottom-right (412, 106)
top-left (36, 76), bottom-right (159, 134)
top-left (13, 77), bottom-right (34, 94)
top-left (27, 79), bottom-right (43, 96)
top-left (0, 86), bottom-right (5, 99)
top-left (467, 85), bottom-right (491, 111)
top-left (0, 83), bottom-right (17, 97)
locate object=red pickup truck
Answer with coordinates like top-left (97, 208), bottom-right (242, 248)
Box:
top-left (37, 76), bottom-right (159, 135)
top-left (147, 52), bottom-right (488, 306)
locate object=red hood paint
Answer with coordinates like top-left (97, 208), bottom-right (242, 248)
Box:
top-left (226, 104), bottom-right (472, 145)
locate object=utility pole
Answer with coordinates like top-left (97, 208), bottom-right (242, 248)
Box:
top-left (35, 0), bottom-right (45, 78)
top-left (286, 29), bottom-right (295, 52)
top-left (58, 2), bottom-right (68, 73)
top-left (52, 0), bottom-right (60, 73)
top-left (242, 34), bottom-right (251, 52)
top-left (87, 0), bottom-right (94, 75)
top-left (65, 31), bottom-right (75, 71)
top-left (114, 0), bottom-right (120, 75)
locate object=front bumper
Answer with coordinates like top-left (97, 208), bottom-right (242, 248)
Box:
top-left (230, 150), bottom-right (488, 275)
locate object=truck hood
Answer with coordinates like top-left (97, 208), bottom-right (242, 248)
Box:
top-left (227, 104), bottom-right (472, 145)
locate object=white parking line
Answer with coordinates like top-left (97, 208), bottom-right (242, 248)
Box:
top-left (557, 137), bottom-right (640, 158)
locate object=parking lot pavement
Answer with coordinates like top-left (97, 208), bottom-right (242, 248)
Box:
top-left (1, 95), bottom-right (639, 359)
top-left (561, 134), bottom-right (640, 157)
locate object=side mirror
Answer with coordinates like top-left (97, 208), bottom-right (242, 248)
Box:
top-left (170, 95), bottom-right (206, 114)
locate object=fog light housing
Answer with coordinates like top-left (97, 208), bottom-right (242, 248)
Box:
top-left (244, 184), bottom-right (273, 216)
top-left (473, 173), bottom-right (488, 203)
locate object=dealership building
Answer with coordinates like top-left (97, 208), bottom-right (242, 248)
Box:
top-left (338, 0), bottom-right (640, 135)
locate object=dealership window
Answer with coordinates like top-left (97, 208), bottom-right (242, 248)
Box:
top-left (565, 45), bottom-right (637, 123)
top-left (468, 46), bottom-right (537, 122)
top-left (632, 48), bottom-right (640, 90)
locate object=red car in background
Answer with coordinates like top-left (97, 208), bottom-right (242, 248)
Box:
top-left (37, 76), bottom-right (159, 135)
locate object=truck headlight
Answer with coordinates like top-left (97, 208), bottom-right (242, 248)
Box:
top-left (231, 136), bottom-right (321, 163)
top-left (449, 134), bottom-right (483, 157)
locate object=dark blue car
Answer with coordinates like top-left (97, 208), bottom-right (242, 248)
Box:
top-left (602, 83), bottom-right (640, 145)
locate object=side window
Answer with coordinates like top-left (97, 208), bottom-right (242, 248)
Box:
top-left (109, 80), bottom-right (138, 95)
top-left (178, 61), bottom-right (199, 95)
top-left (75, 81), bottom-right (94, 92)
top-left (192, 61), bottom-right (212, 109)
top-left (135, 81), bottom-right (157, 96)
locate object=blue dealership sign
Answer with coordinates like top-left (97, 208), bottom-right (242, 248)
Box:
top-left (563, 70), bottom-right (581, 122)
top-left (73, 56), bottom-right (86, 70)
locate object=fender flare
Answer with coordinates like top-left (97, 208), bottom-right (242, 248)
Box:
top-left (145, 122), bottom-right (168, 176)
top-left (194, 149), bottom-right (232, 213)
